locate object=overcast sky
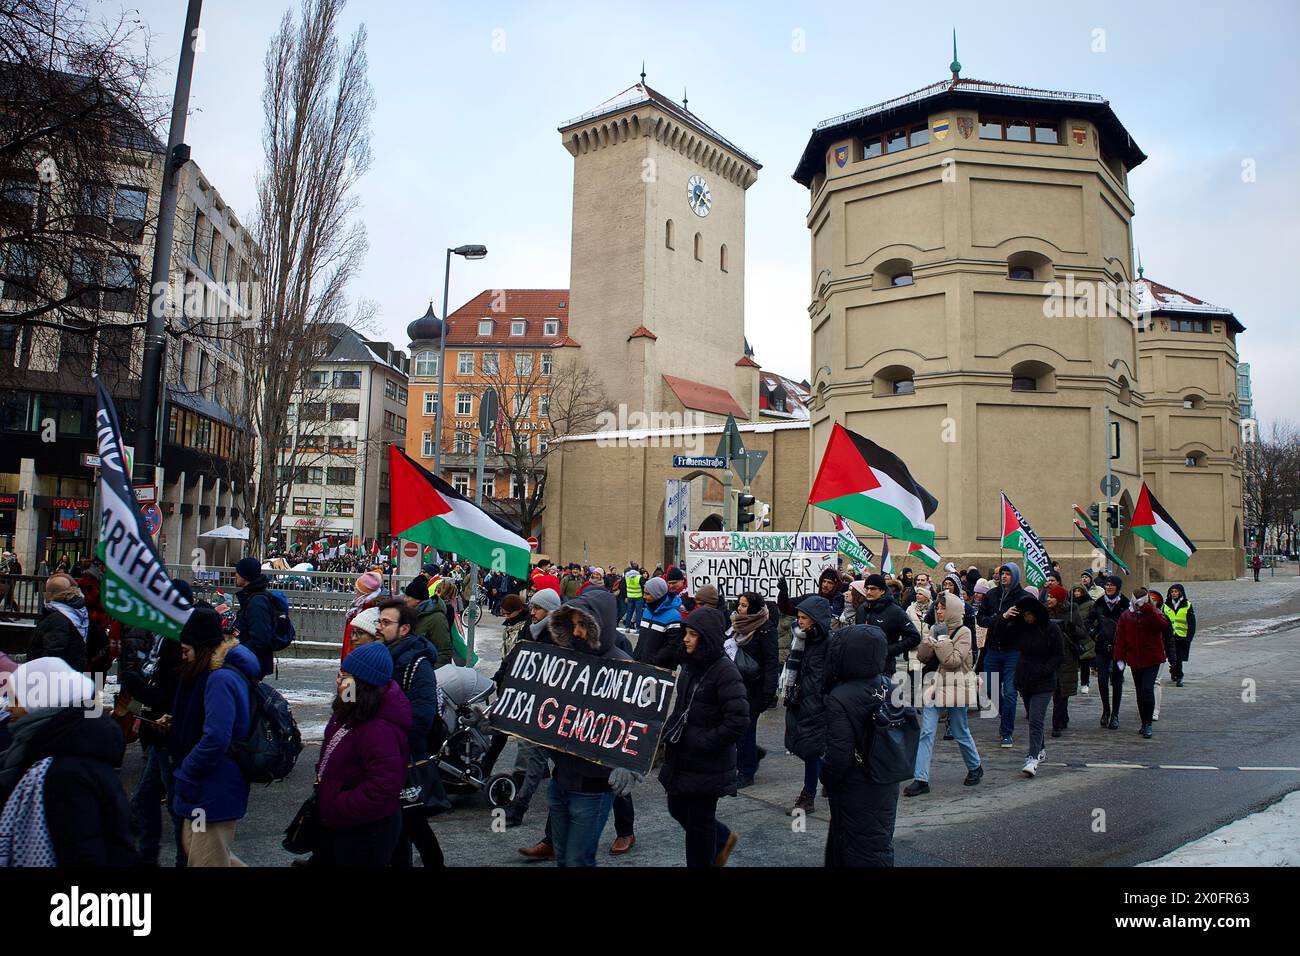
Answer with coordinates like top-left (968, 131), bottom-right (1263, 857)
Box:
top-left (127, 0), bottom-right (1298, 426)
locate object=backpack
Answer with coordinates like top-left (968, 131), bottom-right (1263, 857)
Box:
top-left (852, 681), bottom-right (920, 786)
top-left (260, 590), bottom-right (295, 651)
top-left (224, 664), bottom-right (303, 783)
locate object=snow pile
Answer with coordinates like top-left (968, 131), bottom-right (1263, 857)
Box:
top-left (1142, 791), bottom-right (1300, 866)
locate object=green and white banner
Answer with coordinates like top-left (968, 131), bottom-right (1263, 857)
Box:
top-left (95, 378), bottom-right (194, 639)
top-left (833, 515), bottom-right (875, 569)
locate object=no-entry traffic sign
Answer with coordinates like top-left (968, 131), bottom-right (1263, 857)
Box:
top-left (403, 541), bottom-right (419, 558)
top-left (527, 536), bottom-right (539, 551)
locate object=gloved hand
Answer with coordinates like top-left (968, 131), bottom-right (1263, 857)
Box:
top-left (777, 576), bottom-right (788, 596)
top-left (608, 767), bottom-right (643, 797)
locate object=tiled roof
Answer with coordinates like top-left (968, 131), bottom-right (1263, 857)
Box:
top-left (628, 325), bottom-right (658, 341)
top-left (662, 374), bottom-right (746, 418)
top-left (758, 371), bottom-right (811, 421)
top-left (735, 355), bottom-right (761, 368)
top-left (553, 335), bottom-right (581, 348)
top-left (1136, 277), bottom-right (1244, 332)
top-left (410, 290), bottom-right (569, 347)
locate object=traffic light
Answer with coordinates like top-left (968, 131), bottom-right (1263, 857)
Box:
top-left (1106, 503), bottom-right (1125, 531)
top-left (758, 502), bottom-right (772, 528)
top-left (735, 492), bottom-right (757, 528)
top-left (1088, 502), bottom-right (1101, 527)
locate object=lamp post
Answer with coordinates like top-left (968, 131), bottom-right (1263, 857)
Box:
top-left (433, 244), bottom-right (488, 476)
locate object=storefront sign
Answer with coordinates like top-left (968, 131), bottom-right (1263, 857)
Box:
top-left (35, 496), bottom-right (92, 511)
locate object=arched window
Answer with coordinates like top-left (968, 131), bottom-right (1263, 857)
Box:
top-left (1007, 251), bottom-right (1052, 281)
top-left (1117, 375), bottom-right (1132, 405)
top-left (720, 243), bottom-right (728, 272)
top-left (665, 219), bottom-right (674, 250)
top-left (873, 364), bottom-right (915, 397)
top-left (694, 232), bottom-right (702, 261)
top-left (1184, 451), bottom-right (1205, 468)
top-left (414, 350), bottom-right (437, 377)
top-left (1011, 359), bottom-right (1055, 392)
top-left (1182, 395), bottom-right (1205, 410)
top-left (874, 258), bottom-right (913, 289)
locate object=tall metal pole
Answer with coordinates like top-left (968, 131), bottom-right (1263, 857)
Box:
top-left (433, 248), bottom-right (452, 476)
top-left (135, 0), bottom-right (203, 481)
top-left (465, 434), bottom-right (486, 662)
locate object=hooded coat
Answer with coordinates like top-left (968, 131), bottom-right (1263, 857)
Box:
top-left (777, 569), bottom-right (845, 620)
top-left (1009, 597), bottom-right (1065, 696)
top-left (976, 562), bottom-right (1030, 653)
top-left (28, 600), bottom-right (89, 671)
top-left (916, 593), bottom-right (979, 708)
top-left (1163, 585), bottom-right (1197, 662)
top-left (1087, 586), bottom-right (1128, 656)
top-left (657, 609), bottom-right (749, 798)
top-left (317, 681), bottom-right (412, 829)
top-left (234, 574), bottom-right (277, 678)
top-left (819, 626), bottom-right (898, 867)
top-left (385, 632), bottom-right (441, 760)
top-left (1050, 595), bottom-right (1088, 696)
top-left (0, 708), bottom-right (136, 866)
top-left (170, 639), bottom-right (261, 824)
top-left (784, 595), bottom-right (834, 760)
top-left (546, 590), bottom-right (635, 792)
top-left (853, 592), bottom-right (922, 675)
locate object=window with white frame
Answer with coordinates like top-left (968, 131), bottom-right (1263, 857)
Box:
top-left (512, 393), bottom-right (530, 417)
top-left (481, 474), bottom-right (495, 497)
top-left (514, 434), bottom-right (531, 455)
top-left (538, 434), bottom-right (549, 455)
top-left (540, 352), bottom-right (553, 375)
top-left (544, 319), bottom-right (559, 336)
top-left (456, 392), bottom-right (472, 415)
top-left (511, 320), bottom-right (526, 336)
top-left (538, 392), bottom-right (550, 418)
top-left (457, 352), bottom-right (474, 375)
top-left (422, 391), bottom-right (438, 415)
top-left (515, 352), bottom-right (533, 376)
top-left (414, 351), bottom-right (438, 377)
top-left (478, 319), bottom-right (493, 336)
top-left (421, 431), bottom-right (435, 457)
top-left (452, 473), bottom-right (470, 495)
top-left (482, 352), bottom-right (499, 374)
top-left (453, 431), bottom-right (472, 454)
top-left (511, 473), bottom-right (527, 498)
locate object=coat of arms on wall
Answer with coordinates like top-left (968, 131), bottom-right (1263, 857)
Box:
top-left (956, 117), bottom-right (973, 139)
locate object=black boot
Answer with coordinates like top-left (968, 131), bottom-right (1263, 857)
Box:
top-left (1100, 707), bottom-right (1111, 728)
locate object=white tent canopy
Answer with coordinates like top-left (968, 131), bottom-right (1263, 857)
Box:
top-left (199, 524), bottom-right (249, 540)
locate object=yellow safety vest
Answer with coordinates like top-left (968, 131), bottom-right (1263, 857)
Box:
top-left (625, 571), bottom-right (642, 599)
top-left (1164, 603), bottom-right (1190, 638)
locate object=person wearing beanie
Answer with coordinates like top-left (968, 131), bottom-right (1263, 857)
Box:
top-left (341, 571), bottom-right (388, 659)
top-left (1086, 575), bottom-right (1128, 729)
top-left (1163, 583), bottom-right (1196, 687)
top-left (168, 607), bottom-right (263, 866)
top-left (841, 579), bottom-right (870, 627)
top-left (27, 573), bottom-right (91, 671)
top-left (1045, 584), bottom-right (1085, 738)
top-left (309, 643), bottom-right (411, 866)
top-left (851, 573), bottom-right (921, 678)
top-left (692, 585), bottom-right (729, 633)
top-left (634, 573), bottom-right (685, 669)
top-left (400, 577), bottom-right (453, 668)
top-left (349, 606), bottom-right (382, 646)
top-left (0, 658), bottom-right (137, 866)
top-left (1080, 569), bottom-right (1104, 601)
top-left (976, 562), bottom-right (1031, 748)
top-left (777, 566), bottom-right (844, 621)
top-left (232, 556), bottom-right (276, 678)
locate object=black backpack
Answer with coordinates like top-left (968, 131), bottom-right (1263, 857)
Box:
top-left (224, 664), bottom-right (303, 783)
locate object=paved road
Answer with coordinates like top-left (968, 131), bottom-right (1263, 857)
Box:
top-left (120, 575), bottom-right (1300, 867)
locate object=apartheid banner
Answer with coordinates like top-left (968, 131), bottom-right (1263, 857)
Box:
top-left (489, 643), bottom-right (678, 774)
top-left (684, 531), bottom-right (839, 602)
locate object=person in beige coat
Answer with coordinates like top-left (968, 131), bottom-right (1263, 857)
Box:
top-left (903, 593), bottom-right (983, 796)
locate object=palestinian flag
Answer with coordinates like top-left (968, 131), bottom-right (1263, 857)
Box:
top-left (389, 446), bottom-right (530, 578)
top-left (1132, 483), bottom-right (1196, 566)
top-left (833, 515), bottom-right (874, 569)
top-left (809, 424), bottom-right (939, 548)
top-left (907, 541), bottom-right (941, 569)
top-left (880, 535), bottom-right (893, 576)
top-left (1071, 504), bottom-right (1130, 575)
top-left (94, 378), bottom-right (193, 639)
top-left (999, 492), bottom-right (1052, 588)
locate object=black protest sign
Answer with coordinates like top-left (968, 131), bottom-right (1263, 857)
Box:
top-left (489, 642), bottom-right (678, 774)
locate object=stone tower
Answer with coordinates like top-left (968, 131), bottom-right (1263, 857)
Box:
top-left (794, 72), bottom-right (1149, 574)
top-left (558, 80), bottom-right (762, 422)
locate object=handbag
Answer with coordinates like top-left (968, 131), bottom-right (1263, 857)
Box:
top-left (732, 644), bottom-right (760, 682)
top-left (282, 792), bottom-right (321, 854)
top-left (854, 684), bottom-right (921, 786)
top-left (662, 674), bottom-right (701, 745)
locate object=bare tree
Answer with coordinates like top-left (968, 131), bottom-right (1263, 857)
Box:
top-left (475, 349), bottom-right (609, 533)
top-left (235, 0), bottom-right (374, 554)
top-left (0, 0), bottom-right (164, 388)
top-left (1243, 418), bottom-right (1300, 555)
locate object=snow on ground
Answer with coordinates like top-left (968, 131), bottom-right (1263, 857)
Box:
top-left (1141, 790), bottom-right (1300, 866)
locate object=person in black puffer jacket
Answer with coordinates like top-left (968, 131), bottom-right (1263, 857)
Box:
top-left (1086, 576), bottom-right (1127, 728)
top-left (782, 595), bottom-right (834, 815)
top-left (853, 573), bottom-right (922, 676)
top-left (658, 608), bottom-right (749, 867)
top-left (0, 657), bottom-right (136, 866)
top-left (232, 557), bottom-right (277, 678)
top-left (1009, 595), bottom-right (1064, 778)
top-left (820, 625), bottom-right (897, 866)
top-left (729, 592), bottom-right (780, 787)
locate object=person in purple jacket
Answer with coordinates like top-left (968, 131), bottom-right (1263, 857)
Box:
top-left (310, 643), bottom-right (412, 866)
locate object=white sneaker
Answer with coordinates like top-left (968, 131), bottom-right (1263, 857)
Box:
top-left (1037, 748), bottom-right (1047, 762)
top-left (1022, 756), bottom-right (1039, 777)
top-left (1080, 684), bottom-right (1090, 695)
top-left (1153, 710), bottom-right (1160, 721)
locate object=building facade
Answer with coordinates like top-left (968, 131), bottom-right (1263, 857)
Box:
top-left (794, 70), bottom-right (1149, 577)
top-left (276, 326), bottom-right (408, 549)
top-left (406, 289), bottom-right (568, 539)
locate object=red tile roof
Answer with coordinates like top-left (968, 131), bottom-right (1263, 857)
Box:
top-left (662, 374), bottom-right (746, 418)
top-left (421, 290), bottom-right (570, 347)
top-left (735, 355), bottom-right (761, 368)
top-left (553, 335), bottom-right (581, 348)
top-left (628, 325), bottom-right (658, 341)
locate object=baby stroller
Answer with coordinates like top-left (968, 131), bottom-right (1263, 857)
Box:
top-left (432, 678), bottom-right (518, 810)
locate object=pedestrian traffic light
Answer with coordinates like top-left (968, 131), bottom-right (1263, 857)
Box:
top-left (1088, 502), bottom-right (1101, 527)
top-left (735, 492), bottom-right (757, 527)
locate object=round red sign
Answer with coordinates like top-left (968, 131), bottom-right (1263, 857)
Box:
top-left (403, 541), bottom-right (419, 558)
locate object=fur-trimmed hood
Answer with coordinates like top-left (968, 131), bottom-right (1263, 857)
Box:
top-left (210, 637), bottom-right (261, 680)
top-left (548, 590), bottom-right (622, 657)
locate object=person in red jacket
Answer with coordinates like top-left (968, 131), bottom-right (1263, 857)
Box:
top-left (530, 560), bottom-right (561, 597)
top-left (1113, 587), bottom-right (1171, 739)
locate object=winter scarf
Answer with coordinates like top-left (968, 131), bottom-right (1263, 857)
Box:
top-left (48, 601), bottom-right (89, 639)
top-left (0, 756), bottom-right (55, 867)
top-left (1103, 593), bottom-right (1123, 611)
top-left (729, 605), bottom-right (769, 646)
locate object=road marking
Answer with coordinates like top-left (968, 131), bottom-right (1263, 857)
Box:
top-left (1159, 765), bottom-right (1219, 770)
top-left (1202, 640), bottom-right (1230, 646)
top-left (1085, 762), bottom-right (1145, 769)
top-left (1237, 766), bottom-right (1300, 772)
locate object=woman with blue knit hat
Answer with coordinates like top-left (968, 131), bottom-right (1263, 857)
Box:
top-left (309, 642), bottom-right (412, 866)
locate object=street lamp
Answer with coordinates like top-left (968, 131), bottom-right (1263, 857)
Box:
top-left (434, 244), bottom-right (488, 475)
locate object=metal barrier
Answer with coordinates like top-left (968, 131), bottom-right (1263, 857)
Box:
top-left (164, 565), bottom-right (386, 594)
top-left (0, 575), bottom-right (48, 621)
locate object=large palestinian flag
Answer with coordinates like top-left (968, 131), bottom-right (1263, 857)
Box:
top-left (999, 492), bottom-right (1052, 588)
top-left (389, 446), bottom-right (530, 578)
top-left (94, 378), bottom-right (194, 639)
top-left (809, 424), bottom-right (938, 548)
top-left (1132, 483), bottom-right (1196, 566)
